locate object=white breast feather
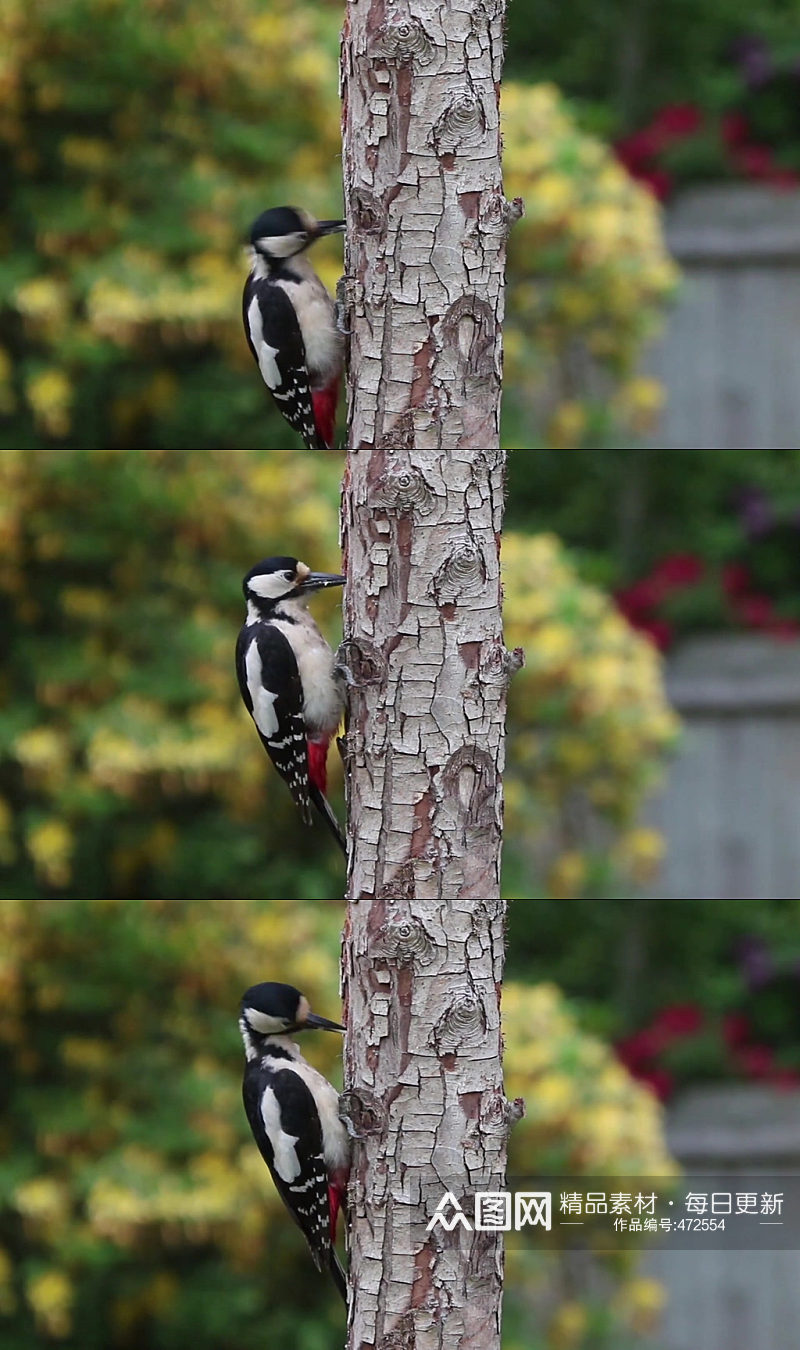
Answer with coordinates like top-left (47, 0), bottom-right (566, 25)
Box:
top-left (270, 610), bottom-right (344, 737)
top-left (245, 639), bottom-right (279, 738)
top-left (282, 1059), bottom-right (350, 1173)
top-left (275, 257), bottom-right (343, 390)
top-left (260, 1086), bottom-right (302, 1183)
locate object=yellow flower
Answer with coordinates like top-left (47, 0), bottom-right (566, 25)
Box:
top-left (14, 277), bottom-right (68, 322)
top-left (25, 369), bottom-right (72, 437)
top-left (15, 1177), bottom-right (70, 1227)
top-left (615, 827), bottom-right (666, 884)
top-left (615, 1276), bottom-right (667, 1334)
top-left (27, 1269), bottom-right (73, 1338)
top-left (0, 1246), bottom-right (16, 1314)
top-left (25, 819), bottom-right (73, 887)
top-left (546, 402), bottom-right (586, 449)
top-left (547, 850), bottom-right (586, 899)
top-left (548, 1300), bottom-right (587, 1349)
top-left (59, 136), bottom-right (113, 172)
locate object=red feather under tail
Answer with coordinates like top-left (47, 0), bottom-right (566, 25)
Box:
top-left (307, 738), bottom-right (329, 795)
top-left (328, 1183), bottom-right (342, 1243)
top-left (311, 381), bottom-right (339, 450)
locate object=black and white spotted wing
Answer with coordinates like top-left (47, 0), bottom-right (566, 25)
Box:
top-left (235, 620), bottom-right (312, 823)
top-left (242, 278), bottom-right (324, 450)
top-left (242, 1060), bottom-right (332, 1271)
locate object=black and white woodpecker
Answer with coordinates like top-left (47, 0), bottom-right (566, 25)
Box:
top-left (235, 555), bottom-right (347, 853)
top-left (239, 982), bottom-right (350, 1302)
top-left (242, 206), bottom-right (345, 451)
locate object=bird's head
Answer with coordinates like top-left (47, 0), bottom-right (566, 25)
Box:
top-left (249, 206), bottom-right (345, 263)
top-left (240, 982), bottom-right (344, 1046)
top-left (243, 556), bottom-right (345, 618)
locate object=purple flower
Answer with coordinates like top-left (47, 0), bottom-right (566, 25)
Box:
top-left (739, 487), bottom-right (774, 538)
top-left (734, 35), bottom-right (774, 90)
top-left (739, 936), bottom-right (774, 990)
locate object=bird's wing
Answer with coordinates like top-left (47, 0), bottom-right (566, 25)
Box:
top-left (242, 1064), bottom-right (332, 1271)
top-left (242, 278), bottom-right (324, 450)
top-left (235, 621), bottom-right (312, 823)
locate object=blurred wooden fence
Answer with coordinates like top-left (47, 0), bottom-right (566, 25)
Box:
top-left (650, 1085), bottom-right (800, 1350)
top-left (648, 635), bottom-right (800, 899)
top-left (648, 185), bottom-right (800, 450)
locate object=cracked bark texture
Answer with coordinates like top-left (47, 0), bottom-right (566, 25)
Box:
top-left (342, 893), bottom-right (510, 1350)
top-left (340, 449), bottom-right (513, 1347)
top-left (340, 0), bottom-right (510, 449)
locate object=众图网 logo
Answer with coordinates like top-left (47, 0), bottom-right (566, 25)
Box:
top-left (426, 1191), bottom-right (552, 1233)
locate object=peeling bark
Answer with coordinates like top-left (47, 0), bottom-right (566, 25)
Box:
top-left (340, 440), bottom-right (514, 1347)
top-left (340, 4), bottom-right (514, 1326)
top-left (340, 0), bottom-right (513, 449)
top-left (340, 889), bottom-right (511, 1349)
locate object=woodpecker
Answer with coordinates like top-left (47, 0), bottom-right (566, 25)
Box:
top-left (242, 206), bottom-right (345, 450)
top-left (235, 555), bottom-right (347, 853)
top-left (239, 982), bottom-right (350, 1302)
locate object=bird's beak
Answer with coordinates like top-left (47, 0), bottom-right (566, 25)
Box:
top-left (316, 219), bottom-right (346, 237)
top-left (303, 1011), bottom-right (345, 1033)
top-left (296, 571), bottom-right (345, 595)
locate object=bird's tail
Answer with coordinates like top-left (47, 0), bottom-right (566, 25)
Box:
top-left (328, 1247), bottom-right (348, 1304)
top-left (310, 784), bottom-right (347, 856)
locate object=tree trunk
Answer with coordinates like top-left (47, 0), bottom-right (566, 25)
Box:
top-left (339, 440), bottom-right (517, 1346)
top-left (340, 0), bottom-right (513, 451)
top-left (339, 4), bottom-right (516, 1330)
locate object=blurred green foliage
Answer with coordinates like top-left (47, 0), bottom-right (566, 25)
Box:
top-left (508, 898), bottom-right (800, 1040)
top-left (502, 533), bottom-right (676, 900)
top-left (506, 447), bottom-right (800, 589)
top-left (0, 450), bottom-right (677, 902)
top-left (0, 450), bottom-right (346, 901)
top-left (0, 898), bottom-right (674, 1350)
top-left (501, 85), bottom-right (676, 451)
top-left (0, 0), bottom-right (344, 450)
top-left (0, 0), bottom-right (675, 451)
top-left (505, 0), bottom-right (799, 134)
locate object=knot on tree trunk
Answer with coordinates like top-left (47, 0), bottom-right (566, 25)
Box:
top-left (339, 1087), bottom-right (387, 1138)
top-left (433, 987), bottom-right (487, 1053)
top-left (374, 462), bottom-right (435, 517)
top-left (431, 84), bottom-right (487, 155)
top-left (375, 912), bottom-right (437, 966)
top-left (431, 538), bottom-right (486, 604)
top-left (439, 747), bottom-right (499, 830)
top-left (374, 15), bottom-right (435, 67)
top-left (337, 637), bottom-right (388, 688)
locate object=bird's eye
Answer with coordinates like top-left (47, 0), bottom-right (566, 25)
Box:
top-left (284, 570), bottom-right (295, 582)
top-left (297, 231), bottom-right (308, 241)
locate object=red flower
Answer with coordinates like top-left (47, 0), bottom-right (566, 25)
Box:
top-left (636, 1067), bottom-right (675, 1101)
top-left (652, 1002), bottom-right (704, 1038)
top-left (735, 1044), bottom-right (775, 1078)
top-left (616, 577), bottom-right (664, 617)
top-left (722, 1013), bottom-right (750, 1048)
top-left (766, 167), bottom-right (800, 190)
top-left (616, 1028), bottom-right (664, 1068)
top-left (733, 144), bottom-right (776, 180)
top-left (722, 112), bottom-right (749, 148)
top-left (651, 103), bottom-right (703, 140)
top-left (767, 618), bottom-right (800, 640)
top-left (733, 593), bottom-right (776, 627)
top-left (636, 618), bottom-right (674, 650)
top-left (616, 129), bottom-right (663, 169)
top-left (771, 1067), bottom-right (800, 1090)
top-left (636, 167), bottom-right (673, 201)
top-left (722, 563), bottom-right (751, 597)
top-left (652, 553), bottom-right (705, 588)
